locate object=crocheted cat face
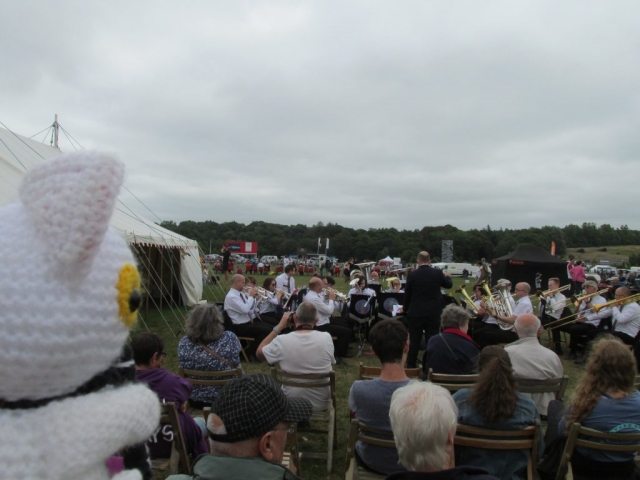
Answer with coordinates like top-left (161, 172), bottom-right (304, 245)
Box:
top-left (0, 152), bottom-right (141, 402)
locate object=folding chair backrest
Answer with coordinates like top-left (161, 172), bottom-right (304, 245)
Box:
top-left (345, 419), bottom-right (396, 478)
top-left (358, 363), bottom-right (421, 381)
top-left (271, 366), bottom-right (335, 397)
top-left (153, 402), bottom-right (191, 475)
top-left (178, 366), bottom-right (243, 387)
top-left (426, 368), bottom-right (479, 393)
top-left (556, 422), bottom-right (640, 480)
top-left (635, 375), bottom-right (640, 391)
top-left (455, 421), bottom-right (540, 480)
top-left (516, 376), bottom-right (569, 402)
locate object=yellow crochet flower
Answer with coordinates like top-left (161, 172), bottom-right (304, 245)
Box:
top-left (116, 264), bottom-right (141, 327)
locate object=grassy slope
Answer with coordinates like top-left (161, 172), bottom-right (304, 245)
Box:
top-left (138, 274), bottom-right (584, 480)
top-left (566, 245), bottom-right (640, 266)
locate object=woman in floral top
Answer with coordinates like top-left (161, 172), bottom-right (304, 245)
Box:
top-left (178, 303), bottom-right (241, 409)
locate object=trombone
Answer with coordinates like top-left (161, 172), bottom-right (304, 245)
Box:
top-left (570, 288), bottom-right (609, 307)
top-left (544, 293), bottom-right (640, 331)
top-left (537, 284), bottom-right (570, 299)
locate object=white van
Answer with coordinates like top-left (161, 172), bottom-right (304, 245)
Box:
top-left (260, 255), bottom-right (279, 264)
top-left (431, 263), bottom-right (479, 277)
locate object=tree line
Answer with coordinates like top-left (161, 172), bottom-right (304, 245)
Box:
top-left (159, 220), bottom-right (640, 264)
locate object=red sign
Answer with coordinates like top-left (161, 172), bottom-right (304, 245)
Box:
top-left (225, 241), bottom-right (258, 254)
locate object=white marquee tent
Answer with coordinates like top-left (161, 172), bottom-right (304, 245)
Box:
top-left (0, 126), bottom-right (203, 308)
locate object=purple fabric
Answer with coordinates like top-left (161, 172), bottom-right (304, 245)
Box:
top-left (105, 456), bottom-right (124, 475)
top-left (136, 368), bottom-right (208, 459)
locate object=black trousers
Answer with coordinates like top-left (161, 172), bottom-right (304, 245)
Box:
top-left (316, 323), bottom-right (352, 358)
top-left (474, 326), bottom-right (518, 349)
top-left (230, 321), bottom-right (272, 357)
top-left (258, 312), bottom-right (282, 326)
top-left (407, 315), bottom-right (441, 368)
top-left (567, 323), bottom-right (597, 352)
top-left (612, 331), bottom-right (636, 345)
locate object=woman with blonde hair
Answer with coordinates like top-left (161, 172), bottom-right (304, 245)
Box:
top-left (556, 336), bottom-right (640, 479)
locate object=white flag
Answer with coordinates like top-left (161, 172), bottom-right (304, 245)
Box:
top-left (326, 238), bottom-right (330, 249)
top-left (318, 237), bottom-right (321, 248)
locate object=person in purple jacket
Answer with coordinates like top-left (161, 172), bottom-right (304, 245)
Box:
top-left (132, 333), bottom-right (208, 460)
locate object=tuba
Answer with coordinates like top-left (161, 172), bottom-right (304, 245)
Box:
top-left (481, 281), bottom-right (514, 330)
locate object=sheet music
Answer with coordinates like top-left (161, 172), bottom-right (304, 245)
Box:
top-left (392, 304), bottom-right (403, 316)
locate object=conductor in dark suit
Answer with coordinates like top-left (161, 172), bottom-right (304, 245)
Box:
top-left (399, 251), bottom-right (453, 368)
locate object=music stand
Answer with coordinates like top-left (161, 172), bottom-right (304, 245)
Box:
top-left (377, 292), bottom-right (404, 320)
top-left (349, 294), bottom-right (377, 357)
top-left (368, 284), bottom-right (382, 298)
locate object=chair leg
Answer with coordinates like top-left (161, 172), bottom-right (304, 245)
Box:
top-left (327, 408), bottom-right (335, 472)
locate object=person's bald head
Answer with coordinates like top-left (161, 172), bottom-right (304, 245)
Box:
top-left (231, 274), bottom-right (245, 290)
top-left (309, 277), bottom-right (323, 292)
top-left (514, 314), bottom-right (541, 338)
top-left (417, 252), bottom-right (430, 265)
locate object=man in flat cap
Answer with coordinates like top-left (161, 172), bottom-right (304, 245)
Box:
top-left (167, 374), bottom-right (312, 480)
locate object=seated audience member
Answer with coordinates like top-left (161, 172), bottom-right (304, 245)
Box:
top-left (167, 374), bottom-right (312, 480)
top-left (387, 382), bottom-right (499, 480)
top-left (132, 333), bottom-right (208, 460)
top-left (224, 274), bottom-right (272, 360)
top-left (348, 320), bottom-right (411, 475)
top-left (256, 303), bottom-right (335, 412)
top-left (259, 277), bottom-right (285, 325)
top-left (178, 303), bottom-right (241, 409)
top-left (504, 314), bottom-right (563, 417)
top-left (422, 304), bottom-right (479, 377)
top-left (453, 346), bottom-right (542, 480)
top-left (304, 277), bottom-right (353, 364)
top-left (554, 336), bottom-right (640, 480)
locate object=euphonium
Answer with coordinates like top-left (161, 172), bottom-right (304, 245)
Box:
top-left (481, 281), bottom-right (513, 330)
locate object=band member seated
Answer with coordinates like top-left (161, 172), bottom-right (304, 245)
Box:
top-left (348, 276), bottom-right (376, 305)
top-left (369, 271), bottom-right (381, 285)
top-left (471, 279), bottom-right (513, 342)
top-left (257, 277), bottom-right (284, 326)
top-left (566, 280), bottom-right (610, 361)
top-left (611, 286), bottom-right (640, 345)
top-left (275, 265), bottom-right (296, 295)
top-left (321, 276), bottom-right (351, 329)
top-left (538, 277), bottom-right (569, 355)
top-left (223, 274), bottom-right (272, 361)
top-left (303, 277), bottom-right (353, 365)
top-left (475, 282), bottom-right (532, 348)
top-left (385, 277), bottom-right (404, 293)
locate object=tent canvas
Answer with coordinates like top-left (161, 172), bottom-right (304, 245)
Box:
top-left (379, 256), bottom-right (394, 266)
top-left (491, 245), bottom-right (569, 289)
top-left (0, 126), bottom-right (202, 307)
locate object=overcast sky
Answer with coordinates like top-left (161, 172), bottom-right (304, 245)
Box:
top-left (2, 1), bottom-right (639, 231)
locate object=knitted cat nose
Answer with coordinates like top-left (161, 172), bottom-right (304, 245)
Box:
top-left (129, 289), bottom-right (141, 313)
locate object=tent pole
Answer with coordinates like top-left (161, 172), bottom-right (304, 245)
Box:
top-left (52, 114), bottom-right (59, 148)
top-left (159, 249), bottom-right (164, 311)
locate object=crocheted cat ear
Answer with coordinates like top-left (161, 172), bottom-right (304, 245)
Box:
top-left (19, 152), bottom-right (124, 279)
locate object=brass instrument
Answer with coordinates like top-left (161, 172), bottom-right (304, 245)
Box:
top-left (571, 288), bottom-right (609, 307)
top-left (322, 287), bottom-right (347, 302)
top-left (456, 286), bottom-right (480, 314)
top-left (593, 293), bottom-right (640, 313)
top-left (537, 284), bottom-right (570, 299)
top-left (481, 281), bottom-right (514, 330)
top-left (351, 262), bottom-right (377, 281)
top-left (544, 292), bottom-right (640, 331)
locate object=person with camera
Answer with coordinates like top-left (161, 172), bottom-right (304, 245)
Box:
top-left (256, 303), bottom-right (335, 412)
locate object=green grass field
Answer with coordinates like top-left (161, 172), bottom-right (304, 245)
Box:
top-left (136, 274), bottom-right (584, 480)
top-left (566, 245), bottom-right (640, 266)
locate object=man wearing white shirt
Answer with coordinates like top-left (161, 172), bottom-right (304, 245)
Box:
top-left (223, 274), bottom-right (272, 360)
top-left (538, 277), bottom-right (568, 355)
top-left (303, 277), bottom-right (352, 364)
top-left (476, 282), bottom-right (532, 348)
top-left (276, 265), bottom-right (296, 294)
top-left (611, 286), bottom-right (640, 345)
top-left (566, 280), bottom-right (611, 360)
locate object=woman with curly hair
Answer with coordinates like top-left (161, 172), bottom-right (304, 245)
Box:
top-left (452, 346), bottom-right (542, 479)
top-left (178, 303), bottom-right (241, 409)
top-left (556, 336), bottom-right (640, 479)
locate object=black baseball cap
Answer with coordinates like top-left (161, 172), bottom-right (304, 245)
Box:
top-left (209, 373), bottom-right (313, 443)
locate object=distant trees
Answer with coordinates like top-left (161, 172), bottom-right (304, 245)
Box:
top-left (158, 220), bottom-right (640, 263)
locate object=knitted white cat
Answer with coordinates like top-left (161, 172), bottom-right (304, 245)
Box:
top-left (0, 152), bottom-right (160, 479)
